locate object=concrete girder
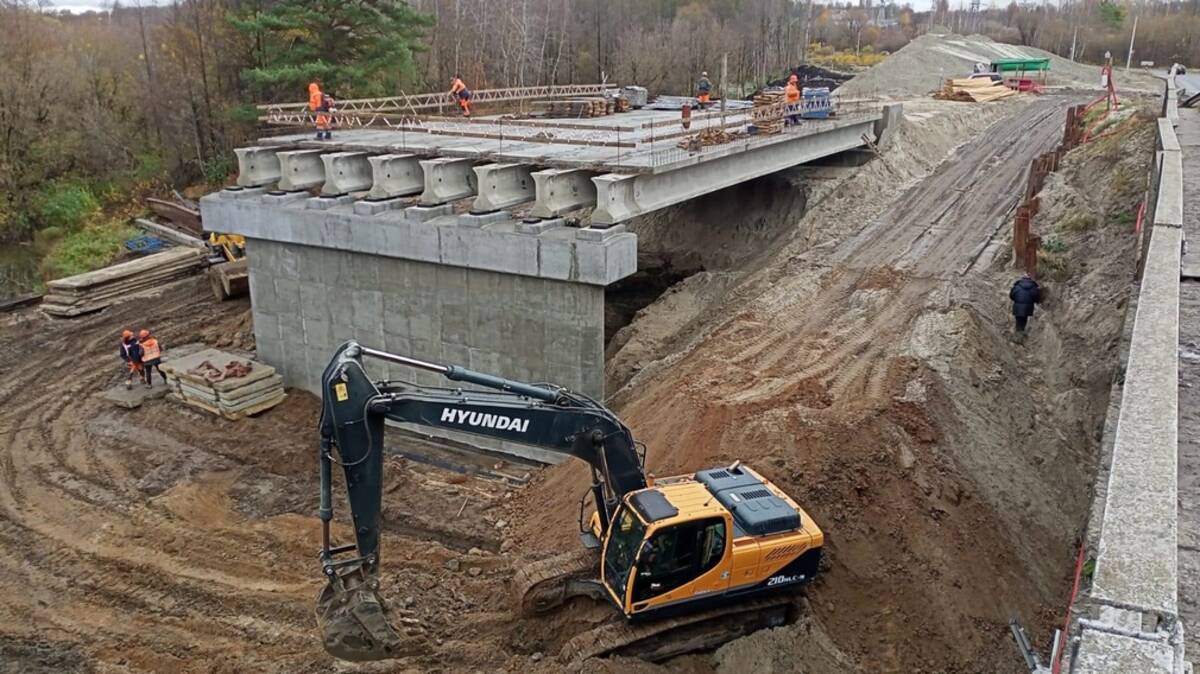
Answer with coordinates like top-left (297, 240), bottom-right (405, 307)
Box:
top-left (367, 154), bottom-right (423, 200)
top-left (472, 163), bottom-right (535, 213)
top-left (531, 168), bottom-right (598, 218)
top-left (419, 157), bottom-right (478, 206)
top-left (591, 118), bottom-right (877, 225)
top-left (276, 149), bottom-right (327, 192)
top-left (235, 147), bottom-right (282, 188)
top-left (320, 152), bottom-right (372, 196)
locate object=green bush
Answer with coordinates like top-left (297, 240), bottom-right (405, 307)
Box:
top-left (32, 182), bottom-right (100, 231)
top-left (40, 220), bottom-right (136, 279)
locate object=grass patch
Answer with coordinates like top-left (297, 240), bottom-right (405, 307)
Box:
top-left (1112, 210), bottom-right (1135, 228)
top-left (40, 217), bottom-right (136, 280)
top-left (1061, 210), bottom-right (1097, 233)
top-left (32, 181), bottom-right (100, 231)
top-left (1039, 236), bottom-right (1071, 280)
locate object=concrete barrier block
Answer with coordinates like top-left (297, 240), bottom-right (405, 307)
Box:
top-left (458, 211), bottom-right (510, 228)
top-left (1155, 150), bottom-right (1184, 228)
top-left (405, 204), bottom-right (453, 222)
top-left (1158, 118), bottom-right (1181, 152)
top-left (591, 174), bottom-right (639, 225)
top-left (573, 231), bottom-right (637, 285)
top-left (472, 163), bottom-right (535, 213)
top-left (419, 157), bottom-right (478, 205)
top-left (235, 147), bottom-right (282, 188)
top-left (531, 168), bottom-right (598, 218)
top-left (368, 154), bottom-right (424, 200)
top-left (277, 149), bottom-right (326, 192)
top-left (516, 218), bottom-right (564, 235)
top-left (320, 151), bottom-right (373, 196)
top-left (353, 197), bottom-right (405, 216)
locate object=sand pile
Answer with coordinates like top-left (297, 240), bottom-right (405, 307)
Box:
top-left (839, 32), bottom-right (1153, 99)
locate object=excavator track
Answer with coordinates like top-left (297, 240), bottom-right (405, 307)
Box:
top-left (558, 596), bottom-right (796, 664)
top-left (511, 548), bottom-right (599, 616)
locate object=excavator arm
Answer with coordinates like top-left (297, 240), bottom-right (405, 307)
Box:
top-left (315, 341), bottom-right (646, 661)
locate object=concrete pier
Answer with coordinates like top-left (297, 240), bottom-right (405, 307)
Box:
top-left (320, 152), bottom-right (372, 196)
top-left (420, 157), bottom-right (478, 206)
top-left (531, 168), bottom-right (598, 218)
top-left (200, 188), bottom-right (637, 401)
top-left (367, 154), bottom-right (424, 200)
top-left (472, 163), bottom-right (535, 213)
top-left (277, 149), bottom-right (326, 192)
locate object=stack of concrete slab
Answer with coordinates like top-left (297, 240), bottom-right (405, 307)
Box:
top-left (42, 247), bottom-right (206, 317)
top-left (161, 347), bottom-right (286, 420)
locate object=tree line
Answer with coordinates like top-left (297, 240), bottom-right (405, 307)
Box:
top-left (0, 0), bottom-right (1196, 253)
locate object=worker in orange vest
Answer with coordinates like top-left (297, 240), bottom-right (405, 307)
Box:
top-left (449, 74), bottom-right (472, 117)
top-left (309, 81), bottom-right (333, 140)
top-left (119, 329), bottom-right (144, 390)
top-left (784, 74), bottom-right (801, 126)
top-left (697, 71), bottom-right (712, 106)
top-left (139, 329), bottom-right (167, 387)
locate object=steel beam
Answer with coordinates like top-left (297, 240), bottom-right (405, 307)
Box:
top-left (235, 147), bottom-right (282, 188)
top-left (419, 157), bottom-right (478, 206)
top-left (472, 163), bottom-right (535, 213)
top-left (531, 168), bottom-right (598, 218)
top-left (591, 119), bottom-right (876, 225)
top-left (367, 154), bottom-right (423, 200)
top-left (276, 149), bottom-right (326, 192)
top-left (320, 152), bottom-right (372, 196)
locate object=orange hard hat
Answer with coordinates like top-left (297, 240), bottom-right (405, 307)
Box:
top-left (139, 329), bottom-right (150, 339)
top-left (122, 329), bottom-right (134, 339)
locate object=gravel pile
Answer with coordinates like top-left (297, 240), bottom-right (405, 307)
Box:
top-left (839, 32), bottom-right (1130, 99)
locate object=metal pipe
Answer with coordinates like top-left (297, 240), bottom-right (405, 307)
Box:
top-left (358, 345), bottom-right (451, 374)
top-left (356, 343), bottom-right (560, 402)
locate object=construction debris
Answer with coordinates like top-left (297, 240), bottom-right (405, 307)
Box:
top-left (933, 78), bottom-right (1019, 103)
top-left (41, 247), bottom-right (206, 317)
top-left (161, 348), bottom-right (286, 420)
top-left (677, 127), bottom-right (742, 151)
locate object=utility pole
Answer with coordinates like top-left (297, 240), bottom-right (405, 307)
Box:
top-left (1125, 15), bottom-right (1138, 71)
top-left (720, 53), bottom-right (728, 127)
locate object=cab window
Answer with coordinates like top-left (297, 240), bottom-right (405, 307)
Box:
top-left (632, 517), bottom-right (726, 602)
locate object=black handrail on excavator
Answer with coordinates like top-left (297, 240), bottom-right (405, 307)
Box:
top-left (314, 341), bottom-right (647, 661)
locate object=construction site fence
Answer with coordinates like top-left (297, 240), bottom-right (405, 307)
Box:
top-left (258, 83), bottom-right (619, 117)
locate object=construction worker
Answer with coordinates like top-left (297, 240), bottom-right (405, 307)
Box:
top-left (697, 71), bottom-right (712, 107)
top-left (119, 329), bottom-right (144, 390)
top-left (309, 81), bottom-right (333, 140)
top-left (139, 329), bottom-right (167, 387)
top-left (784, 74), bottom-right (801, 126)
top-left (1009, 272), bottom-right (1042, 341)
top-left (449, 74), bottom-right (472, 117)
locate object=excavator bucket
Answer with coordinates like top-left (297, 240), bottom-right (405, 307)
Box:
top-left (315, 564), bottom-right (405, 661)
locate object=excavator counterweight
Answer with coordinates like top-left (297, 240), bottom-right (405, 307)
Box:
top-left (315, 341), bottom-right (824, 663)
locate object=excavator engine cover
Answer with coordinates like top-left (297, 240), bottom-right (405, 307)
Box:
top-left (315, 563), bottom-right (405, 661)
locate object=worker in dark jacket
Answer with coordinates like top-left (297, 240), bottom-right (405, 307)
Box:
top-left (1009, 272), bottom-right (1042, 339)
top-left (697, 71), bottom-right (712, 106)
top-left (119, 329), bottom-right (144, 390)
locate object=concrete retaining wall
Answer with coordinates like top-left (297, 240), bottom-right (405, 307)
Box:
top-left (1069, 76), bottom-right (1189, 674)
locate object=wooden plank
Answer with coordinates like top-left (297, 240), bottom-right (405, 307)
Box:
top-left (47, 248), bottom-right (204, 290)
top-left (134, 219), bottom-right (207, 249)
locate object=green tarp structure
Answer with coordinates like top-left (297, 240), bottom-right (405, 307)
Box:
top-left (990, 57), bottom-right (1051, 72)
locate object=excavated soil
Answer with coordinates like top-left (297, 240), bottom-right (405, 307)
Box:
top-left (0, 97), bottom-right (1151, 673)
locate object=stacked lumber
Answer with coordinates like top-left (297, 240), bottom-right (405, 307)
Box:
top-left (933, 78), bottom-right (1018, 103)
top-left (161, 348), bottom-right (286, 420)
top-left (750, 90), bottom-right (785, 135)
top-left (676, 127), bottom-right (741, 151)
top-left (613, 96), bottom-right (631, 113)
top-left (41, 247), bottom-right (206, 317)
top-left (541, 97), bottom-right (610, 118)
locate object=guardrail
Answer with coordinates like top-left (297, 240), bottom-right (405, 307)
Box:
top-left (1065, 68), bottom-right (1189, 674)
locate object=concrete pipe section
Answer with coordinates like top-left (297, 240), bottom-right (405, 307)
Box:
top-left (276, 149), bottom-right (327, 192)
top-left (320, 152), bottom-right (373, 196)
top-left (235, 147), bottom-right (282, 188)
top-left (530, 168), bottom-right (598, 219)
top-left (367, 154), bottom-right (424, 200)
top-left (419, 157), bottom-right (478, 206)
top-left (472, 163), bottom-right (535, 213)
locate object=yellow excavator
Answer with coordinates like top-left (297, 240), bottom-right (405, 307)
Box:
top-left (316, 341), bottom-right (825, 663)
top-left (206, 232), bottom-right (248, 301)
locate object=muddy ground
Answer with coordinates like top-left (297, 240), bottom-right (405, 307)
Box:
top-left (0, 94), bottom-right (1152, 674)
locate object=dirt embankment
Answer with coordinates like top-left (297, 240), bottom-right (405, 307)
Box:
top-left (508, 99), bottom-right (1152, 673)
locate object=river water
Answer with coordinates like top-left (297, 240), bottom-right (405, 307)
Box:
top-left (0, 243), bottom-right (43, 300)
